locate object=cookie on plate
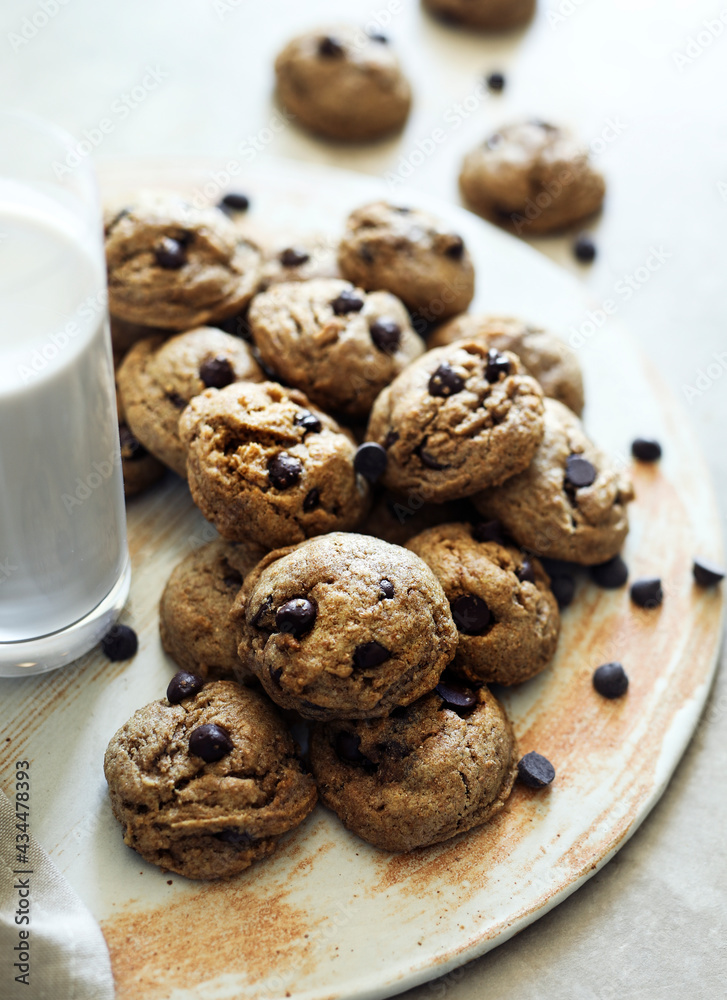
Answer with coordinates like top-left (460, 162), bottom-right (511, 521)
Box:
top-left (423, 0), bottom-right (535, 30)
top-left (459, 121), bottom-right (605, 234)
top-left (105, 192), bottom-right (263, 329)
top-left (160, 538), bottom-right (268, 681)
top-left (247, 278), bottom-right (423, 417)
top-left (275, 25), bottom-right (412, 142)
top-left (259, 237), bottom-right (340, 290)
top-left (310, 684), bottom-right (517, 851)
top-left (231, 532), bottom-right (458, 720)
top-left (180, 382), bottom-right (371, 549)
top-left (474, 398), bottom-right (634, 564)
top-left (429, 314), bottom-right (584, 415)
top-left (104, 680), bottom-right (317, 880)
top-left (337, 201), bottom-right (475, 324)
top-left (116, 327), bottom-right (263, 477)
top-left (366, 340), bottom-right (545, 502)
top-left (407, 522), bottom-right (560, 685)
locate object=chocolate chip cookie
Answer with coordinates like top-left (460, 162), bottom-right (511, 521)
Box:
top-left (180, 382), bottom-right (371, 549)
top-left (116, 326), bottom-right (263, 477)
top-left (231, 532), bottom-right (458, 720)
top-left (160, 539), bottom-right (268, 681)
top-left (459, 121), bottom-right (606, 234)
top-left (474, 398), bottom-right (635, 564)
top-left (105, 192), bottom-right (263, 329)
top-left (429, 314), bottom-right (584, 415)
top-left (259, 236), bottom-right (340, 290)
top-left (275, 26), bottom-right (412, 142)
top-left (310, 684), bottom-right (517, 851)
top-left (337, 201), bottom-right (475, 323)
top-left (103, 680), bottom-right (317, 879)
top-left (115, 374), bottom-right (166, 496)
top-left (423, 0), bottom-right (536, 30)
top-left (366, 340), bottom-right (545, 502)
top-left (247, 278), bottom-right (423, 417)
top-left (407, 522), bottom-right (560, 685)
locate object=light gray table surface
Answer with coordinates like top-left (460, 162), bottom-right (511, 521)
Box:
top-left (2, 0), bottom-right (726, 997)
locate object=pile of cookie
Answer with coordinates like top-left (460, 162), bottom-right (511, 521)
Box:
top-left (104, 186), bottom-right (641, 880)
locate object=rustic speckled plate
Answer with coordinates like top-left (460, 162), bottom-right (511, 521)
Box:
top-left (0, 158), bottom-right (723, 1000)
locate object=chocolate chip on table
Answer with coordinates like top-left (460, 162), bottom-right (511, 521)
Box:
top-left (199, 355), bottom-right (235, 389)
top-left (223, 569), bottom-right (243, 588)
top-left (451, 594), bottom-right (491, 635)
top-left (428, 362), bottom-right (464, 397)
top-left (485, 349), bottom-right (511, 383)
top-left (472, 519), bottom-right (507, 546)
top-left (593, 661), bottom-right (629, 699)
top-left (443, 235), bottom-right (465, 259)
top-left (369, 318), bottom-right (401, 354)
top-left (517, 752), bottom-right (555, 788)
top-left (435, 675), bottom-right (476, 710)
top-left (573, 233), bottom-right (597, 264)
top-left (155, 237), bottom-right (187, 269)
top-left (268, 452), bottom-right (302, 490)
top-left (590, 555), bottom-right (628, 589)
top-left (379, 578), bottom-right (395, 600)
top-left (219, 192), bottom-right (250, 212)
top-left (565, 454), bottom-right (597, 488)
top-left (541, 559), bottom-right (577, 609)
top-left (279, 247), bottom-right (310, 268)
top-left (119, 424), bottom-right (147, 461)
top-left (630, 577), bottom-right (663, 608)
top-left (631, 438), bottom-right (662, 462)
top-left (294, 409), bottom-right (322, 434)
top-left (275, 597), bottom-right (317, 638)
top-left (318, 35), bottom-right (345, 57)
top-left (486, 71), bottom-right (506, 93)
top-left (353, 641), bottom-right (391, 669)
top-left (354, 442), bottom-right (388, 482)
top-left (693, 558), bottom-right (725, 587)
top-left (330, 289), bottom-right (364, 315)
top-left (101, 624), bottom-right (138, 661)
top-left (516, 559), bottom-right (536, 584)
top-left (167, 670), bottom-right (204, 704)
top-left (189, 723), bottom-right (233, 763)
top-left (335, 731), bottom-right (368, 764)
top-left (303, 488), bottom-right (320, 512)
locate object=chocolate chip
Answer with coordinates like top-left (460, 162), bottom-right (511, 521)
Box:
top-left (276, 597), bottom-right (317, 638)
top-left (335, 731), bottom-right (367, 764)
top-left (443, 235), bottom-right (465, 260)
top-left (189, 723), bottom-right (233, 762)
top-left (451, 595), bottom-right (491, 635)
top-left (631, 438), bottom-right (662, 462)
top-left (330, 289), bottom-right (364, 315)
top-left (379, 578), bottom-right (395, 600)
top-left (219, 192), bottom-right (250, 212)
top-left (215, 828), bottom-right (253, 846)
top-left (429, 362), bottom-right (464, 397)
top-left (353, 641), bottom-right (391, 669)
top-left (516, 559), bottom-right (536, 584)
top-left (100, 624), bottom-right (138, 661)
top-left (383, 429), bottom-right (399, 449)
top-left (472, 519), bottom-right (507, 545)
top-left (486, 71), bottom-right (506, 92)
top-left (565, 454), bottom-right (597, 488)
top-left (593, 662), bottom-right (629, 699)
top-left (119, 424), bottom-right (147, 462)
top-left (155, 237), bottom-right (186, 269)
top-left (318, 35), bottom-right (344, 57)
top-left (294, 409), bottom-right (322, 434)
top-left (590, 555), bottom-right (628, 589)
top-left (550, 574), bottom-right (575, 609)
top-left (693, 558), bottom-right (725, 587)
top-left (630, 577), bottom-right (663, 608)
top-left (366, 29), bottom-right (388, 43)
top-left (166, 391), bottom-right (188, 410)
top-left (370, 318), bottom-right (401, 354)
top-left (517, 752), bottom-right (555, 788)
top-left (279, 247), bottom-right (310, 268)
top-left (435, 676), bottom-right (476, 710)
top-left (417, 446), bottom-right (447, 470)
top-left (485, 349), bottom-right (511, 383)
top-left (268, 452), bottom-right (302, 490)
top-left (223, 569), bottom-right (243, 588)
top-left (166, 670), bottom-right (204, 704)
top-left (354, 442), bottom-right (387, 482)
top-left (573, 233), bottom-right (596, 264)
top-left (199, 355), bottom-right (235, 389)
top-left (303, 488), bottom-right (320, 512)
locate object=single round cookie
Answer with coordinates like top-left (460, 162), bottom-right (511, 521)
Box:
top-left (105, 192), bottom-right (263, 329)
top-left (259, 237), bottom-right (340, 290)
top-left (429, 314), bottom-right (584, 415)
top-left (160, 538), bottom-right (268, 681)
top-left (459, 121), bottom-right (606, 235)
top-left (366, 340), bottom-right (545, 502)
top-left (407, 522), bottom-right (560, 685)
top-left (248, 278), bottom-right (423, 417)
top-left (423, 0), bottom-right (535, 30)
top-left (180, 382), bottom-right (371, 549)
top-left (310, 685), bottom-right (517, 851)
top-left (275, 26), bottom-right (412, 142)
top-left (103, 680), bottom-right (317, 880)
top-left (115, 372), bottom-right (167, 497)
top-left (116, 326), bottom-right (263, 477)
top-left (337, 202), bottom-right (475, 323)
top-left (474, 398), bottom-right (635, 565)
top-left (231, 532), bottom-right (458, 720)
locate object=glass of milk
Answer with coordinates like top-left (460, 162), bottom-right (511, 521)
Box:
top-left (0, 112), bottom-right (130, 676)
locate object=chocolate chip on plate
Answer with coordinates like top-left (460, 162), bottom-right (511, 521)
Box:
top-left (435, 675), bottom-right (476, 710)
top-left (318, 35), bottom-right (345, 57)
top-left (199, 355), bottom-right (235, 389)
top-left (155, 237), bottom-right (187, 269)
top-left (516, 558), bottom-right (536, 584)
top-left (279, 247), bottom-right (310, 268)
top-left (167, 670), bottom-right (204, 704)
top-left (330, 288), bottom-right (364, 315)
top-left (428, 362), bottom-right (464, 397)
top-left (630, 577), bottom-right (663, 608)
top-left (573, 233), bottom-right (596, 264)
top-left (593, 661), bottom-right (629, 699)
top-left (590, 555), bottom-right (628, 589)
top-left (378, 578), bottom-right (395, 600)
top-left (353, 641), bottom-right (391, 669)
top-left (354, 442), bottom-right (388, 482)
top-left (631, 438), bottom-right (662, 462)
top-left (189, 723), bottom-right (233, 762)
top-left (101, 624), bottom-right (138, 661)
top-left (369, 318), bottom-right (401, 354)
top-left (219, 192), bottom-right (250, 212)
top-left (294, 409), bottom-right (322, 434)
top-left (268, 452), bottom-right (302, 490)
top-left (275, 597), bottom-right (317, 638)
top-left (485, 349), bottom-right (511, 383)
top-left (486, 71), bottom-right (506, 93)
top-left (517, 752), bottom-right (555, 788)
top-left (693, 558), bottom-right (725, 587)
top-left (451, 594), bottom-right (491, 635)
top-left (565, 454), bottom-right (597, 488)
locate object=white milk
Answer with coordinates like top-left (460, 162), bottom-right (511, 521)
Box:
top-left (0, 181), bottom-right (126, 642)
